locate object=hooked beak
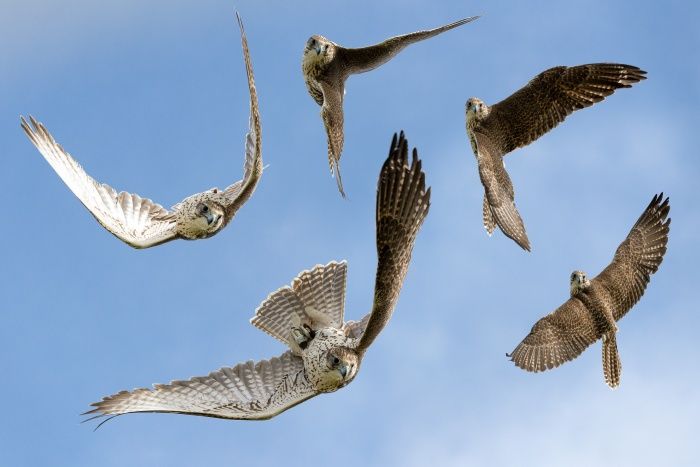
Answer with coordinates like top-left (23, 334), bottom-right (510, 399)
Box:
top-left (204, 212), bottom-right (219, 225)
top-left (338, 364), bottom-right (348, 379)
top-left (314, 44), bottom-right (322, 55)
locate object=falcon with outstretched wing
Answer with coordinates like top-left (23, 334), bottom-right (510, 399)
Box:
top-left (85, 131), bottom-right (430, 425)
top-left (302, 16), bottom-right (478, 196)
top-left (466, 63), bottom-right (646, 251)
top-left (508, 194), bottom-right (670, 387)
top-left (21, 13), bottom-right (262, 249)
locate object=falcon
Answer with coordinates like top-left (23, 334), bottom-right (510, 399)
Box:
top-left (466, 63), bottom-right (646, 250)
top-left (508, 194), bottom-right (670, 388)
top-left (303, 16), bottom-right (479, 197)
top-left (20, 13), bottom-right (262, 249)
top-left (85, 131), bottom-right (430, 425)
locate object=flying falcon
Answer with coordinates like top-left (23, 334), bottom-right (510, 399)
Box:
top-left (303, 16), bottom-right (479, 197)
top-left (20, 13), bottom-right (262, 249)
top-left (85, 131), bottom-right (430, 425)
top-left (465, 63), bottom-right (646, 251)
top-left (508, 194), bottom-right (670, 388)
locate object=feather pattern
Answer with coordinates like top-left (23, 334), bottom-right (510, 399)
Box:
top-left (467, 63), bottom-right (646, 251)
top-left (508, 194), bottom-right (670, 386)
top-left (85, 351), bottom-right (313, 422)
top-left (356, 131), bottom-right (431, 354)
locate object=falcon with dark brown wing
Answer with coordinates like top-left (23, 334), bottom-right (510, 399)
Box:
top-left (302, 16), bottom-right (479, 196)
top-left (466, 63), bottom-right (646, 251)
top-left (508, 194), bottom-right (670, 388)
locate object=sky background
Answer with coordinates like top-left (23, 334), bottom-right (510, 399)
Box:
top-left (1, 0), bottom-right (698, 465)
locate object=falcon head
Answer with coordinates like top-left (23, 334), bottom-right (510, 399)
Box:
top-left (570, 270), bottom-right (591, 296)
top-left (176, 194), bottom-right (226, 239)
top-left (311, 346), bottom-right (360, 392)
top-left (303, 35), bottom-right (335, 66)
top-left (466, 97), bottom-right (489, 121)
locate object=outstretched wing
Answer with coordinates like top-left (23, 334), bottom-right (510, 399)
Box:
top-left (355, 132), bottom-right (431, 354)
top-left (483, 63), bottom-right (646, 155)
top-left (319, 79), bottom-right (346, 197)
top-left (473, 131), bottom-right (530, 251)
top-left (85, 351), bottom-right (315, 423)
top-left (593, 193), bottom-right (671, 321)
top-left (222, 13), bottom-right (263, 220)
top-left (251, 261), bottom-right (348, 347)
top-left (21, 116), bottom-right (178, 248)
top-left (337, 17), bottom-right (479, 75)
top-left (508, 297), bottom-right (600, 372)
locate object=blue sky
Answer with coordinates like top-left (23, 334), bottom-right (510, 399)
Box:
top-left (1, 0), bottom-right (698, 465)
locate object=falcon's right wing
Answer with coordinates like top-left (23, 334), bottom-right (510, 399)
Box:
top-left (85, 351), bottom-right (316, 424)
top-left (319, 79), bottom-right (346, 197)
top-left (21, 116), bottom-right (178, 249)
top-left (508, 297), bottom-right (600, 372)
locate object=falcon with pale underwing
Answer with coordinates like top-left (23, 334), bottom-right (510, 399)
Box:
top-left (508, 194), bottom-right (670, 388)
top-left (466, 63), bottom-right (646, 250)
top-left (21, 13), bottom-right (262, 249)
top-left (85, 131), bottom-right (430, 425)
top-left (303, 16), bottom-right (478, 196)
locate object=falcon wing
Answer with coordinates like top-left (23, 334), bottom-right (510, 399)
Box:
top-left (508, 297), bottom-right (600, 372)
top-left (355, 132), bottom-right (430, 354)
top-left (85, 351), bottom-right (316, 423)
top-left (592, 193), bottom-right (670, 321)
top-left (483, 63), bottom-right (646, 155)
top-left (473, 131), bottom-right (530, 251)
top-left (251, 261), bottom-right (348, 347)
top-left (222, 13), bottom-right (263, 220)
top-left (21, 116), bottom-right (178, 249)
top-left (319, 79), bottom-right (346, 196)
top-left (337, 17), bottom-right (479, 75)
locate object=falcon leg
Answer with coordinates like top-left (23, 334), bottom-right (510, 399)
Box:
top-left (602, 332), bottom-right (622, 389)
top-left (291, 324), bottom-right (315, 351)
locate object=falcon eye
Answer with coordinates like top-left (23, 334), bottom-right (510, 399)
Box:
top-left (201, 205), bottom-right (209, 213)
top-left (331, 356), bottom-right (340, 367)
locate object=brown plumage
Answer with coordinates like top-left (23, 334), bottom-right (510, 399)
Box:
top-left (84, 132), bottom-right (430, 425)
top-left (302, 16), bottom-right (479, 197)
top-left (356, 131), bottom-right (431, 354)
top-left (466, 63), bottom-right (647, 250)
top-left (508, 194), bottom-right (670, 388)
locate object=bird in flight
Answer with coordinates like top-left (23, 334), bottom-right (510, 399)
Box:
top-left (302, 16), bottom-right (479, 197)
top-left (21, 13), bottom-right (262, 249)
top-left (85, 131), bottom-right (430, 425)
top-left (508, 193), bottom-right (670, 388)
top-left (465, 63), bottom-right (646, 251)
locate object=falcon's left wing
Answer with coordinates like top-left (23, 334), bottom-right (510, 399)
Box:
top-left (484, 63), bottom-right (646, 155)
top-left (222, 13), bottom-right (263, 220)
top-left (355, 132), bottom-right (430, 354)
top-left (336, 17), bottom-right (479, 75)
top-left (592, 193), bottom-right (670, 321)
